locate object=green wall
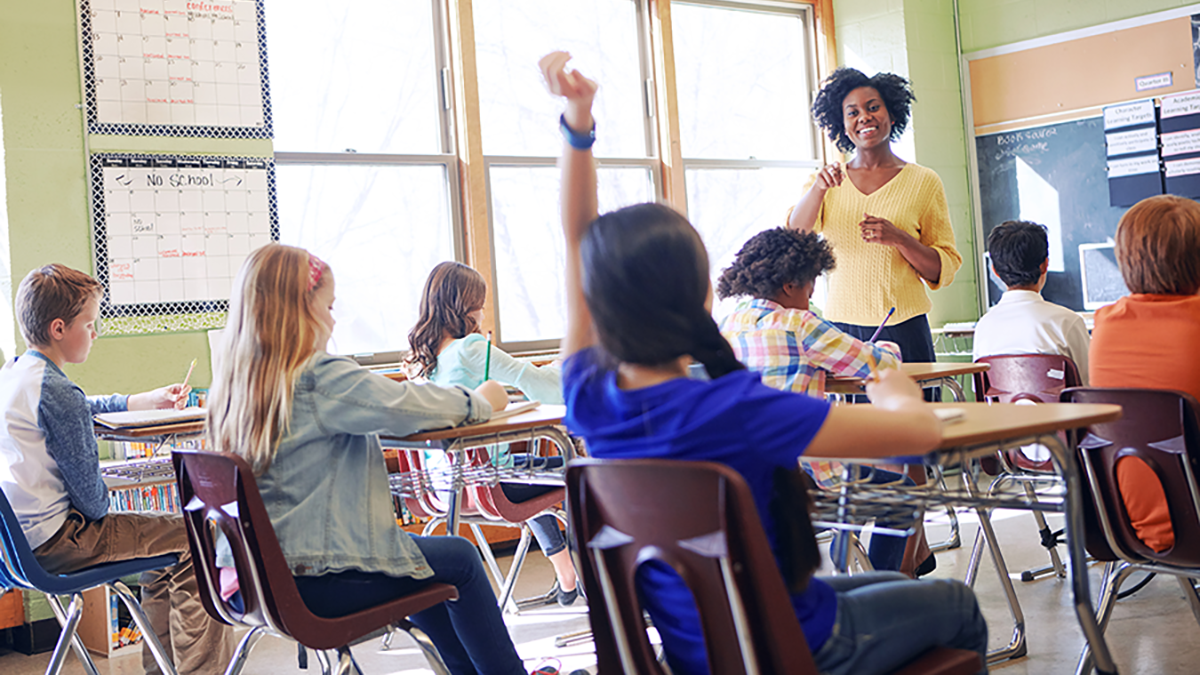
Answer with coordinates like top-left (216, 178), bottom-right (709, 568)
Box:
top-left (0, 0), bottom-right (269, 396)
top-left (957, 0), bottom-right (1197, 53)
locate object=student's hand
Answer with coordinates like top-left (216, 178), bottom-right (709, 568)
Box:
top-left (475, 380), bottom-right (509, 413)
top-left (813, 162), bottom-right (843, 191)
top-left (864, 368), bottom-right (923, 412)
top-left (539, 51), bottom-right (598, 133)
top-left (129, 383), bottom-right (191, 411)
top-left (859, 213), bottom-right (908, 247)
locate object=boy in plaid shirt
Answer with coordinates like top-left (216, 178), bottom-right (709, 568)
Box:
top-left (718, 228), bottom-right (933, 576)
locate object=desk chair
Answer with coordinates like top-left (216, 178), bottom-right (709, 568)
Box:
top-left (971, 353), bottom-right (1084, 582)
top-left (566, 457), bottom-right (983, 675)
top-left (388, 445), bottom-right (568, 615)
top-left (1060, 388), bottom-right (1200, 675)
top-left (0, 490), bottom-right (178, 675)
top-left (172, 449), bottom-right (457, 675)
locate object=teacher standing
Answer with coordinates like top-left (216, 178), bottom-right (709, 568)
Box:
top-left (788, 67), bottom-right (961, 366)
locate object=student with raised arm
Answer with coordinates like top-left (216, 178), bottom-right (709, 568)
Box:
top-left (542, 51), bottom-right (987, 675)
top-left (407, 260), bottom-right (578, 606)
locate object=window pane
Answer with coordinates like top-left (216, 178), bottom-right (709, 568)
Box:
top-left (276, 164), bottom-right (456, 355)
top-left (490, 165), bottom-right (654, 343)
top-left (673, 4), bottom-right (814, 160)
top-left (684, 167), bottom-right (818, 318)
top-left (267, 0), bottom-right (442, 154)
top-left (473, 0), bottom-right (646, 158)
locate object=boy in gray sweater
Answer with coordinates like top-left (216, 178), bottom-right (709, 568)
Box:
top-left (0, 264), bottom-right (229, 674)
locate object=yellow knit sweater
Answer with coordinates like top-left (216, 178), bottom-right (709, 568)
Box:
top-left (803, 163), bottom-right (961, 326)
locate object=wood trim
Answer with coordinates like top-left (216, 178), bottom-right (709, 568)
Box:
top-left (0, 589), bottom-right (23, 630)
top-left (650, 0), bottom-right (687, 213)
top-left (968, 16), bottom-right (1192, 131)
top-left (446, 0), bottom-right (496, 336)
top-left (810, 0), bottom-right (840, 165)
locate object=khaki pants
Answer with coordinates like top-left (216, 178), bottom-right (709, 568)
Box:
top-left (34, 509), bottom-right (232, 675)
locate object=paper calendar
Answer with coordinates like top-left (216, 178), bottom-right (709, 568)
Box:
top-left (78, 0), bottom-right (272, 138)
top-left (91, 153), bottom-right (278, 323)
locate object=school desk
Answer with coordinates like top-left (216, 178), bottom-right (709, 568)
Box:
top-left (826, 361), bottom-right (991, 400)
top-left (809, 401), bottom-right (1123, 673)
top-left (380, 404), bottom-right (572, 539)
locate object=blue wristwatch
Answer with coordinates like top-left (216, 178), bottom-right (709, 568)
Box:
top-left (560, 114), bottom-right (596, 150)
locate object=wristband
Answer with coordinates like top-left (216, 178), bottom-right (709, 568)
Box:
top-left (560, 114), bottom-right (596, 150)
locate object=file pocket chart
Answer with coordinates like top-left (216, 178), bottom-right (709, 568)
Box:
top-left (91, 154), bottom-right (277, 320)
top-left (78, 0), bottom-right (271, 138)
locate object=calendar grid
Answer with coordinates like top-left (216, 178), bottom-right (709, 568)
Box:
top-left (90, 152), bottom-right (278, 333)
top-left (79, 0), bottom-right (273, 139)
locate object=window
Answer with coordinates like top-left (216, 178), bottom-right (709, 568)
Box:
top-left (267, 0), bottom-right (458, 357)
top-left (671, 1), bottom-right (822, 317)
top-left (263, 0), bottom-right (828, 357)
top-left (473, 0), bottom-right (658, 350)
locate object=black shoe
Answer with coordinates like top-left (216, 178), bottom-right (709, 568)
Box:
top-left (557, 585), bottom-right (580, 607)
top-left (916, 553), bottom-right (937, 577)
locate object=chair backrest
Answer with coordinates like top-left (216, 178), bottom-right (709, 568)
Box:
top-left (1060, 387), bottom-right (1200, 566)
top-left (173, 448), bottom-right (408, 650)
top-left (975, 353), bottom-right (1082, 404)
top-left (566, 458), bottom-right (817, 675)
top-left (975, 354), bottom-right (1083, 472)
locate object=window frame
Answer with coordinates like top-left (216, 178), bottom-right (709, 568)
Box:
top-left (267, 0), bottom-right (834, 360)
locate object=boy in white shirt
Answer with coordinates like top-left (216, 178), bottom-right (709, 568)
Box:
top-left (973, 220), bottom-right (1090, 382)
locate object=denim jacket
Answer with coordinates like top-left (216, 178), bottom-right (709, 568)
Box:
top-left (256, 352), bottom-right (492, 579)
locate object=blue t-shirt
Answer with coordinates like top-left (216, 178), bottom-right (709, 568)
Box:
top-left (563, 348), bottom-right (837, 674)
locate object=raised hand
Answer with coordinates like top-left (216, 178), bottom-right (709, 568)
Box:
top-left (539, 51), bottom-right (598, 132)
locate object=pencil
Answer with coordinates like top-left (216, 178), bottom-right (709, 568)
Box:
top-left (865, 351), bottom-right (878, 380)
top-left (867, 307), bottom-right (895, 343)
top-left (484, 332), bottom-right (492, 380)
top-left (181, 358), bottom-right (197, 390)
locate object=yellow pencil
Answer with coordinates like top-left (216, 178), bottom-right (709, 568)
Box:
top-left (182, 358), bottom-right (197, 390)
top-left (865, 351), bottom-right (879, 381)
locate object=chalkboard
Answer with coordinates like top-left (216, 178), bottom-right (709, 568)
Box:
top-left (976, 117), bottom-right (1130, 311)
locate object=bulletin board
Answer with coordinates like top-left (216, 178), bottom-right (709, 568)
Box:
top-left (90, 153), bottom-right (277, 333)
top-left (965, 6), bottom-right (1200, 312)
top-left (77, 0), bottom-right (272, 138)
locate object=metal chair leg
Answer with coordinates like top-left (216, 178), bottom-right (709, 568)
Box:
top-left (1075, 561), bottom-right (1136, 675)
top-left (314, 648), bottom-right (333, 675)
top-left (111, 580), bottom-right (178, 675)
top-left (396, 620), bottom-right (452, 675)
top-left (928, 465), bottom-right (961, 552)
top-left (334, 646), bottom-right (362, 675)
top-left (1179, 575), bottom-right (1200, 626)
top-left (44, 593), bottom-right (101, 675)
top-left (962, 469), bottom-right (1027, 663)
top-left (1022, 481), bottom-right (1066, 581)
top-left (45, 593), bottom-right (89, 675)
top-left (222, 625), bottom-right (266, 675)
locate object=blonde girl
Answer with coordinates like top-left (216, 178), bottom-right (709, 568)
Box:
top-left (208, 244), bottom-right (549, 675)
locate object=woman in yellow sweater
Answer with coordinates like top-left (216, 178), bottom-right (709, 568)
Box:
top-left (788, 68), bottom-right (961, 366)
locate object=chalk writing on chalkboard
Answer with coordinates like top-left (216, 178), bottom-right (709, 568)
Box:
top-left (77, 0), bottom-right (271, 139)
top-left (976, 117), bottom-right (1130, 311)
top-left (90, 153), bottom-right (277, 323)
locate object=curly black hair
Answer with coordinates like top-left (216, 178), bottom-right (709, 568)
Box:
top-left (812, 67), bottom-right (916, 153)
top-left (987, 220), bottom-right (1048, 288)
top-left (717, 228), bottom-right (836, 300)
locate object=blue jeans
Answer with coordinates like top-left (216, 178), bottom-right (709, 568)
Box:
top-left (830, 466), bottom-right (914, 572)
top-left (814, 572), bottom-right (988, 675)
top-left (294, 535), bottom-right (524, 675)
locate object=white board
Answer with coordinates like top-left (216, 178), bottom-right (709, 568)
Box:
top-left (92, 153), bottom-right (276, 319)
top-left (79, 0), bottom-right (271, 137)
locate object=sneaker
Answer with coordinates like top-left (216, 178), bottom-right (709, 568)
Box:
top-left (531, 668), bottom-right (559, 675)
top-left (556, 584), bottom-right (580, 607)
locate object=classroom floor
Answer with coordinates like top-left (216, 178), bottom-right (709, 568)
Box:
top-left (2, 508), bottom-right (1199, 674)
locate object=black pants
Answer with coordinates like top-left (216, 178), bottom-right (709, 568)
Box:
top-left (832, 313), bottom-right (941, 401)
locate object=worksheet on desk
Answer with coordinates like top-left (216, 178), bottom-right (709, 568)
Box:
top-left (78, 0), bottom-right (271, 138)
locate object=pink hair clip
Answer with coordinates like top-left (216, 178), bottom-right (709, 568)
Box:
top-left (307, 253), bottom-right (325, 291)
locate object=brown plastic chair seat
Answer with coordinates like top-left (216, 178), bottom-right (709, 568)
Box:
top-left (567, 458), bottom-right (982, 675)
top-left (172, 448), bottom-right (457, 671)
